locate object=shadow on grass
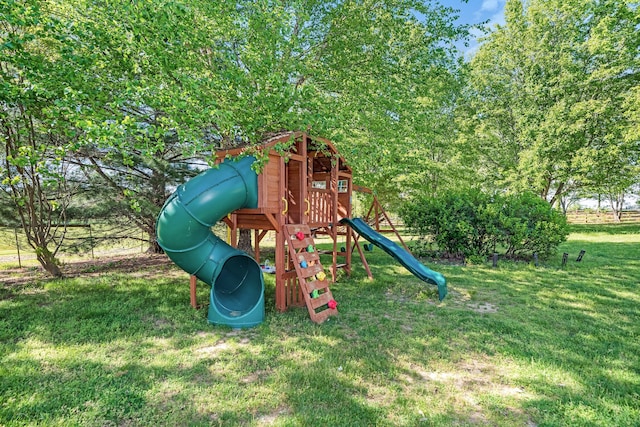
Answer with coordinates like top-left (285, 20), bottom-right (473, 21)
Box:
top-left (437, 239), bottom-right (640, 425)
top-left (1, 235), bottom-right (638, 425)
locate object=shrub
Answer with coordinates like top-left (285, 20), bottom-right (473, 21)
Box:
top-left (401, 190), bottom-right (568, 261)
top-left (400, 189), bottom-right (499, 260)
top-left (497, 192), bottom-right (569, 259)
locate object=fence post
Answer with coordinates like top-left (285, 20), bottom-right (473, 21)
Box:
top-left (89, 225), bottom-right (95, 259)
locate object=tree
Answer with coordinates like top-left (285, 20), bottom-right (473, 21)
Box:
top-left (73, 0), bottom-right (471, 249)
top-left (70, 137), bottom-right (204, 253)
top-left (1, 1), bottom-right (92, 276)
top-left (465, 0), bottom-right (639, 206)
top-left (2, 0), bottom-right (471, 274)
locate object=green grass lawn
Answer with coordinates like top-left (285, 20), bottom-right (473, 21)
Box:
top-left (1, 226), bottom-right (639, 426)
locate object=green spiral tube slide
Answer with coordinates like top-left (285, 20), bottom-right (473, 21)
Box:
top-left (156, 156), bottom-right (265, 328)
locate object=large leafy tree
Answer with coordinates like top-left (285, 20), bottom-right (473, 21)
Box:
top-left (2, 0), bottom-right (470, 274)
top-left (0, 1), bottom-right (99, 276)
top-left (464, 0), bottom-right (639, 206)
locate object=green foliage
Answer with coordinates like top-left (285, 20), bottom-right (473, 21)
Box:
top-left (400, 189), bottom-right (498, 260)
top-left (498, 192), bottom-right (569, 258)
top-left (463, 0), bottom-right (640, 205)
top-left (401, 190), bottom-right (568, 260)
top-left (2, 0), bottom-right (472, 272)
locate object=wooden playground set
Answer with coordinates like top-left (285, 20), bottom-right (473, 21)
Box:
top-left (187, 131), bottom-right (409, 323)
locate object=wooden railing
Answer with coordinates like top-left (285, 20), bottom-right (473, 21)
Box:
top-left (566, 210), bottom-right (640, 224)
top-left (308, 189), bottom-right (332, 226)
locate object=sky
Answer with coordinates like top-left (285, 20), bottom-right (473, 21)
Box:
top-left (442, 0), bottom-right (507, 28)
top-left (438, 0), bottom-right (507, 57)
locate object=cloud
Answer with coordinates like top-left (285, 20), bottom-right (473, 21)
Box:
top-left (480, 0), bottom-right (500, 12)
top-left (489, 10), bottom-right (506, 27)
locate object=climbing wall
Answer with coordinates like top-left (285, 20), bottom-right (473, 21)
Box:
top-left (283, 224), bottom-right (338, 324)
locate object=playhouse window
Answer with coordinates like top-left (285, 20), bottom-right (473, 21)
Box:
top-left (338, 180), bottom-right (349, 193)
top-left (312, 180), bottom-right (327, 189)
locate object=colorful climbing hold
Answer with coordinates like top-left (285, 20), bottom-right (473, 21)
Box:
top-left (307, 244), bottom-right (314, 252)
top-left (315, 271), bottom-right (326, 281)
top-left (295, 231), bottom-right (305, 240)
top-left (311, 289), bottom-right (319, 298)
top-left (300, 260), bottom-right (308, 268)
top-left (328, 299), bottom-right (338, 310)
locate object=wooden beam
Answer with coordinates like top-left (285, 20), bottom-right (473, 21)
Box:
top-left (263, 213), bottom-right (279, 230)
top-left (378, 199), bottom-right (411, 253)
top-left (189, 275), bottom-right (198, 308)
top-left (276, 155), bottom-right (287, 312)
top-left (353, 184), bottom-right (372, 194)
top-left (254, 229), bottom-right (261, 263)
top-left (352, 230), bottom-right (373, 280)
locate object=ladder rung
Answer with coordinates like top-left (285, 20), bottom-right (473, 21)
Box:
top-left (293, 251), bottom-right (320, 263)
top-left (305, 279), bottom-right (328, 293)
top-left (301, 264), bottom-right (323, 278)
top-left (310, 308), bottom-right (336, 324)
top-left (290, 237), bottom-right (315, 250)
top-left (310, 292), bottom-right (333, 309)
top-left (285, 224), bottom-right (311, 235)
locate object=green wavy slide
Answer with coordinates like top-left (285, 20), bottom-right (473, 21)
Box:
top-left (340, 217), bottom-right (447, 301)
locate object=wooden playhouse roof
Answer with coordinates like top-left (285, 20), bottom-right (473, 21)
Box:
top-left (215, 131), bottom-right (352, 174)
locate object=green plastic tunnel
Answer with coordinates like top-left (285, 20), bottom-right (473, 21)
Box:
top-left (156, 156), bottom-right (265, 328)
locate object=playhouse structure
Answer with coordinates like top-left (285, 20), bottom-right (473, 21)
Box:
top-left (156, 131), bottom-right (446, 327)
top-left (215, 132), bottom-right (360, 323)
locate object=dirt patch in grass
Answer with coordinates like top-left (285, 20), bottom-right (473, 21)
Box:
top-left (0, 253), bottom-right (178, 289)
top-left (466, 302), bottom-right (499, 314)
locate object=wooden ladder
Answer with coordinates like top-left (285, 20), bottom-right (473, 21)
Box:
top-left (283, 224), bottom-right (338, 324)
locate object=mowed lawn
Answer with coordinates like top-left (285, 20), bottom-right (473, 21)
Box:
top-left (1, 225), bottom-right (639, 426)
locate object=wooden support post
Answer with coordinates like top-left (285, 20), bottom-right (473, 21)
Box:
top-left (374, 199), bottom-right (380, 231)
top-left (229, 214), bottom-right (238, 247)
top-left (189, 275), bottom-right (198, 309)
top-left (352, 230), bottom-right (373, 279)
top-left (330, 161), bottom-right (339, 282)
top-left (254, 229), bottom-right (261, 263)
top-left (364, 197), bottom-right (375, 223)
top-left (276, 155), bottom-right (287, 312)
top-left (376, 197), bottom-right (411, 253)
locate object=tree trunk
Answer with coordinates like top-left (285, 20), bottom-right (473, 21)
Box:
top-left (548, 181), bottom-right (565, 208)
top-left (36, 246), bottom-right (63, 277)
top-left (146, 227), bottom-right (164, 253)
top-left (609, 193), bottom-right (623, 223)
top-left (237, 229), bottom-right (253, 255)
top-left (148, 237), bottom-right (164, 254)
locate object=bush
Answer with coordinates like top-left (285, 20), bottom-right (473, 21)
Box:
top-left (400, 189), bottom-right (500, 260)
top-left (401, 190), bottom-right (568, 261)
top-left (497, 192), bottom-right (569, 259)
